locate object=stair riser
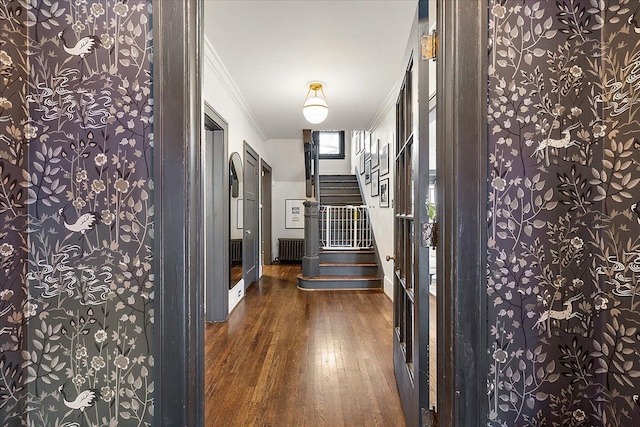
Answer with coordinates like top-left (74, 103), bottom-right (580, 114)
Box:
top-left (298, 278), bottom-right (382, 290)
top-left (319, 265), bottom-right (378, 276)
top-left (320, 188), bottom-right (361, 195)
top-left (321, 197), bottom-right (363, 204)
top-left (319, 176), bottom-right (358, 182)
top-left (319, 252), bottom-right (377, 263)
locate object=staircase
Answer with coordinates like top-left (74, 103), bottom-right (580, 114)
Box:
top-left (319, 175), bottom-right (362, 205)
top-left (297, 174), bottom-right (381, 290)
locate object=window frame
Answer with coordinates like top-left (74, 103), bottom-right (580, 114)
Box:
top-left (315, 130), bottom-right (346, 160)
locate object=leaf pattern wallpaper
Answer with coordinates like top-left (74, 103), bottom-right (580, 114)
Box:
top-left (488, 0), bottom-right (640, 425)
top-left (0, 0), bottom-right (154, 425)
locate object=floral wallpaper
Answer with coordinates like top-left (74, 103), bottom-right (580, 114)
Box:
top-left (0, 0), bottom-right (154, 425)
top-left (488, 0), bottom-right (640, 425)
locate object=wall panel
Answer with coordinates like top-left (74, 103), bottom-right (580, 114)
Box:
top-left (0, 1), bottom-right (154, 425)
top-left (488, 1), bottom-right (640, 425)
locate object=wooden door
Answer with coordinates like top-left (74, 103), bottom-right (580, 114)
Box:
top-left (393, 56), bottom-right (420, 426)
top-left (204, 107), bottom-right (229, 322)
top-left (261, 160), bottom-right (273, 265)
top-left (393, 2), bottom-right (436, 424)
top-left (243, 142), bottom-right (260, 286)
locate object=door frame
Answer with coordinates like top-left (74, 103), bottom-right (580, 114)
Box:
top-left (204, 104), bottom-right (229, 322)
top-left (436, 0), bottom-right (488, 425)
top-left (153, 0), bottom-right (203, 425)
top-left (261, 159), bottom-right (273, 265)
top-left (152, 0), bottom-right (488, 425)
top-left (243, 141), bottom-right (260, 287)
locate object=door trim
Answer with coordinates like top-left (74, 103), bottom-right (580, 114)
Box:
top-left (243, 141), bottom-right (260, 287)
top-left (152, 0), bottom-right (488, 425)
top-left (261, 159), bottom-right (273, 265)
top-left (153, 0), bottom-right (203, 425)
top-left (437, 0), bottom-right (488, 425)
top-left (204, 104), bottom-right (229, 322)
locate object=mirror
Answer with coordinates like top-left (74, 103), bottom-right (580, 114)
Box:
top-left (229, 152), bottom-right (243, 289)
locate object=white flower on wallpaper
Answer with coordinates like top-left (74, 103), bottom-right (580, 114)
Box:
top-left (0, 1), bottom-right (154, 426)
top-left (488, 0), bottom-right (640, 426)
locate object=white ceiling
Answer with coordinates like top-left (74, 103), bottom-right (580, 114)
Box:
top-left (203, 0), bottom-right (418, 140)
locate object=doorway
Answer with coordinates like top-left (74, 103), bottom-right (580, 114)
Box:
top-left (261, 160), bottom-right (273, 265)
top-left (243, 142), bottom-right (260, 287)
top-left (204, 105), bottom-right (229, 322)
top-left (152, 0), bottom-right (489, 425)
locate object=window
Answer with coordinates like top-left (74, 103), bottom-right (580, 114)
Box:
top-left (315, 130), bottom-right (345, 159)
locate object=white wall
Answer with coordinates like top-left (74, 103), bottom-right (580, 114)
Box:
top-left (203, 38), bottom-right (271, 313)
top-left (354, 114), bottom-right (396, 299)
top-left (353, 16), bottom-right (419, 301)
top-left (319, 131), bottom-right (353, 175)
top-left (267, 139), bottom-right (307, 258)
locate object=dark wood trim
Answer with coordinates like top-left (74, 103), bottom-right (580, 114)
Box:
top-left (437, 0), bottom-right (488, 425)
top-left (260, 159), bottom-right (273, 265)
top-left (416, 0), bottom-right (432, 420)
top-left (243, 141), bottom-right (260, 287)
top-left (204, 103), bottom-right (229, 322)
top-left (153, 0), bottom-right (203, 425)
top-left (315, 130), bottom-right (346, 160)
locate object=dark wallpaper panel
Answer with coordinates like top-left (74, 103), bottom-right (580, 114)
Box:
top-left (488, 0), bottom-right (640, 426)
top-left (0, 1), bottom-right (154, 425)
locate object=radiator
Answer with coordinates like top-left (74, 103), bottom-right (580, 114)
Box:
top-left (277, 238), bottom-right (304, 262)
top-left (230, 239), bottom-right (242, 264)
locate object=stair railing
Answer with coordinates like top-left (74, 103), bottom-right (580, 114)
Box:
top-left (319, 205), bottom-right (372, 249)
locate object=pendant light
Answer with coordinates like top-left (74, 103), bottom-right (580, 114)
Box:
top-left (303, 81), bottom-right (328, 124)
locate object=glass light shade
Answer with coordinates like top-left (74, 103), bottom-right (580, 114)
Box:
top-left (303, 97), bottom-right (329, 124)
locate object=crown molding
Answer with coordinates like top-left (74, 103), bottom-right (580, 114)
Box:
top-left (203, 36), bottom-right (270, 142)
top-left (367, 82), bottom-right (398, 132)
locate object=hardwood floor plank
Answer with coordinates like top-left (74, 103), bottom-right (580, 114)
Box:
top-left (205, 265), bottom-right (406, 427)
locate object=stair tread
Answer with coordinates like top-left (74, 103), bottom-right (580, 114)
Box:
top-left (320, 249), bottom-right (375, 253)
top-left (320, 262), bottom-right (377, 267)
top-left (297, 274), bottom-right (380, 281)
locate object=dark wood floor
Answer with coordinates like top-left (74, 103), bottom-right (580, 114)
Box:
top-left (205, 265), bottom-right (407, 427)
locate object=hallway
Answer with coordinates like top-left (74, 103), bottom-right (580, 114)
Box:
top-left (204, 265), bottom-right (406, 427)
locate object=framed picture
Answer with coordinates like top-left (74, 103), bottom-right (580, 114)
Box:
top-left (359, 152), bottom-right (365, 175)
top-left (237, 199), bottom-right (243, 229)
top-left (379, 178), bottom-right (390, 208)
top-left (364, 131), bottom-right (371, 160)
top-left (371, 169), bottom-right (379, 197)
top-left (365, 158), bottom-right (371, 184)
top-left (285, 199), bottom-right (305, 229)
top-left (352, 131), bottom-right (361, 154)
top-left (379, 143), bottom-right (389, 176)
top-left (371, 138), bottom-right (379, 168)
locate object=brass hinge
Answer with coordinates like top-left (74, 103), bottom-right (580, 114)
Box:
top-left (421, 30), bottom-right (437, 61)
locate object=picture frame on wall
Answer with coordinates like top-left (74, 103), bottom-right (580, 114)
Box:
top-left (371, 138), bottom-right (379, 168)
top-left (364, 131), bottom-right (371, 160)
top-left (371, 169), bottom-right (379, 197)
top-left (379, 143), bottom-right (389, 176)
top-left (353, 131), bottom-right (362, 154)
top-left (379, 178), bottom-right (389, 208)
top-left (365, 158), bottom-right (371, 184)
top-left (359, 152), bottom-right (365, 174)
top-left (285, 199), bottom-right (305, 229)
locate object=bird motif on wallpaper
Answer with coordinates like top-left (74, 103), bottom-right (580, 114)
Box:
top-left (58, 383), bottom-right (97, 412)
top-left (58, 29), bottom-right (101, 59)
top-left (629, 5), bottom-right (640, 34)
top-left (59, 206), bottom-right (100, 235)
top-left (631, 202), bottom-right (640, 224)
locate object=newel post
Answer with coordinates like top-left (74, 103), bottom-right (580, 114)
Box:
top-left (302, 200), bottom-right (320, 277)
